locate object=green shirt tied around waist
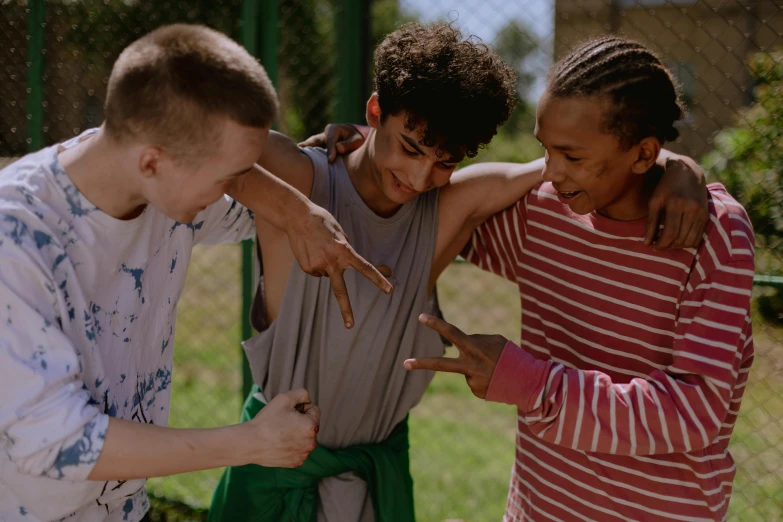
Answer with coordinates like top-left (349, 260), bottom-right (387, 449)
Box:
top-left (209, 385), bottom-right (416, 522)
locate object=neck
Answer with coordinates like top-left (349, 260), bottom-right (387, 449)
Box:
top-left (343, 132), bottom-right (404, 218)
top-left (597, 166), bottom-right (663, 221)
top-left (58, 126), bottom-right (148, 220)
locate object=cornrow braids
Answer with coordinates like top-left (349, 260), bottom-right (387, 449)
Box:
top-left (548, 36), bottom-right (685, 150)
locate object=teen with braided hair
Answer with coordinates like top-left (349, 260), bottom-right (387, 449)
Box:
top-left (397, 36), bottom-right (755, 521)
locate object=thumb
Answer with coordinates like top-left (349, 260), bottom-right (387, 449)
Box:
top-left (302, 404), bottom-right (321, 427)
top-left (280, 388), bottom-right (311, 408)
top-left (341, 134), bottom-right (365, 154)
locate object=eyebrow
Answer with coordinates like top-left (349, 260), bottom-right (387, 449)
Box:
top-left (552, 144), bottom-right (585, 152)
top-left (399, 133), bottom-right (463, 164)
top-left (534, 133), bottom-right (585, 152)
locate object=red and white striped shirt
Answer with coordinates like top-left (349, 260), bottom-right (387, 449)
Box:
top-left (464, 182), bottom-right (755, 522)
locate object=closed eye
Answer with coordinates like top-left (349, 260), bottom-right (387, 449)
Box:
top-left (564, 154), bottom-right (581, 163)
top-left (401, 145), bottom-right (419, 157)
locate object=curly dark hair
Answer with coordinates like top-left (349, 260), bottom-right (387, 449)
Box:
top-left (547, 36), bottom-right (685, 150)
top-left (373, 22), bottom-right (517, 159)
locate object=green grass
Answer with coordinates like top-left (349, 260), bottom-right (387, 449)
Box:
top-left (410, 370), bottom-right (516, 522)
top-left (146, 244), bottom-right (244, 509)
top-left (148, 246), bottom-right (783, 521)
top-left (724, 312), bottom-right (783, 522)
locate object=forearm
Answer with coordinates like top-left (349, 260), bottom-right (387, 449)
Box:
top-left (227, 163), bottom-right (311, 232)
top-left (488, 341), bottom-right (736, 455)
top-left (88, 417), bottom-right (243, 481)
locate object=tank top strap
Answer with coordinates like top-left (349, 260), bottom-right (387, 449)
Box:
top-left (300, 147), bottom-right (333, 211)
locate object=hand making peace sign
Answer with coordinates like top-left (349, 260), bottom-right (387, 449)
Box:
top-left (403, 314), bottom-right (508, 399)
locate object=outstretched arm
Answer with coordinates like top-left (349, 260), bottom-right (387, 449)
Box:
top-left (227, 130), bottom-right (393, 328)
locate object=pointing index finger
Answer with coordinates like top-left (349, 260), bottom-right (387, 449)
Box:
top-left (349, 250), bottom-right (393, 294)
top-left (403, 356), bottom-right (470, 375)
top-left (418, 314), bottom-right (468, 348)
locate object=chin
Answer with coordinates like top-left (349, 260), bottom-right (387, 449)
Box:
top-left (380, 178), bottom-right (413, 204)
top-left (569, 205), bottom-right (593, 216)
top-left (388, 189), bottom-right (418, 205)
top-left (566, 198), bottom-right (596, 216)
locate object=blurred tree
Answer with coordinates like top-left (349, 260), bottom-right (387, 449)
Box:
top-left (493, 19), bottom-right (538, 100)
top-left (459, 19), bottom-right (542, 165)
top-left (492, 19), bottom-right (539, 137)
top-left (705, 50), bottom-right (783, 320)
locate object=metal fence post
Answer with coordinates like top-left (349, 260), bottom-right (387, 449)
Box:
top-left (240, 0), bottom-right (278, 402)
top-left (335, 0), bottom-right (370, 123)
top-left (26, 0), bottom-right (44, 152)
top-left (260, 0), bottom-right (278, 88)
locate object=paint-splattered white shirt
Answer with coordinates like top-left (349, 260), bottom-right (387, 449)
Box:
top-left (0, 131), bottom-right (255, 521)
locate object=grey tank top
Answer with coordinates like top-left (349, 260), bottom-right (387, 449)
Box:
top-left (244, 147), bottom-right (445, 450)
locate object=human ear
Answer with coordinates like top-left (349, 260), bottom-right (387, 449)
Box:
top-left (138, 147), bottom-right (162, 179)
top-left (366, 93), bottom-right (382, 129)
top-left (631, 137), bottom-right (661, 174)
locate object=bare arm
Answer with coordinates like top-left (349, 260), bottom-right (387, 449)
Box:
top-left (228, 130), bottom-right (315, 226)
top-left (88, 389), bottom-right (319, 481)
top-left (301, 123), bottom-right (708, 282)
top-left (430, 159), bottom-right (545, 285)
top-left (227, 131), bottom-right (392, 328)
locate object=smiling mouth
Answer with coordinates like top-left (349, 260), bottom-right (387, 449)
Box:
top-left (392, 173), bottom-right (417, 195)
top-left (558, 190), bottom-right (582, 199)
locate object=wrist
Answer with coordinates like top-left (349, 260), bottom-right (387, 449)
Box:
top-left (220, 423), bottom-right (252, 467)
top-left (281, 197), bottom-right (316, 234)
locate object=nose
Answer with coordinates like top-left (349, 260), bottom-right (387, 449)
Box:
top-left (409, 161), bottom-right (437, 193)
top-left (541, 157), bottom-right (567, 184)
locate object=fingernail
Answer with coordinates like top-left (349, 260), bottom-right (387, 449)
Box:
top-left (403, 361), bottom-right (413, 370)
top-left (345, 321), bottom-right (353, 328)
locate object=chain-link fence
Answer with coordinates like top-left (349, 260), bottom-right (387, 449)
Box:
top-left (1, 0), bottom-right (782, 520)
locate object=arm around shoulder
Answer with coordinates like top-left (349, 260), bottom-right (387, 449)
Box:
top-left (445, 157), bottom-right (544, 229)
top-left (254, 130), bottom-right (315, 197)
top-left (430, 158), bottom-right (543, 283)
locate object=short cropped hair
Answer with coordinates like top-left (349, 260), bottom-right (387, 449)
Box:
top-left (104, 24), bottom-right (278, 157)
top-left (373, 22), bottom-right (517, 159)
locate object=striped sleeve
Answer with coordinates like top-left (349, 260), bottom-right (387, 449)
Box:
top-left (486, 259), bottom-right (754, 455)
top-left (462, 196), bottom-right (528, 283)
